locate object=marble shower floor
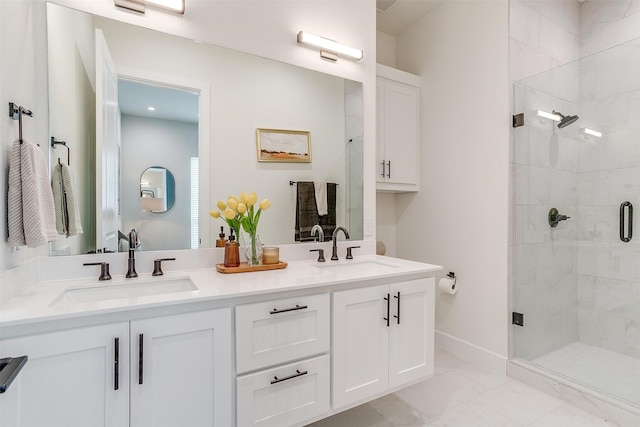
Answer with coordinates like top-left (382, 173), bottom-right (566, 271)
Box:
top-left (307, 348), bottom-right (613, 427)
top-left (531, 341), bottom-right (640, 407)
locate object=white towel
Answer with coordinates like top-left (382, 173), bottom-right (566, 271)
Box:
top-left (314, 181), bottom-right (328, 216)
top-left (8, 140), bottom-right (58, 247)
top-left (52, 163), bottom-right (83, 237)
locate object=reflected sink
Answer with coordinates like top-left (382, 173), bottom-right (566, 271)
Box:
top-left (51, 276), bottom-right (198, 306)
top-left (315, 261), bottom-right (399, 274)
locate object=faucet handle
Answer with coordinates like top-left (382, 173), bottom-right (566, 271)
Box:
top-left (346, 246), bottom-right (360, 260)
top-left (309, 249), bottom-right (325, 263)
top-left (152, 258), bottom-right (176, 276)
top-left (83, 262), bottom-right (112, 281)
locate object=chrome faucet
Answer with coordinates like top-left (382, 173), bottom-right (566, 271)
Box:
top-left (126, 229), bottom-right (138, 278)
top-left (311, 224), bottom-right (324, 242)
top-left (331, 226), bottom-right (350, 260)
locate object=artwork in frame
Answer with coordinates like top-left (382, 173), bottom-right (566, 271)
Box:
top-left (256, 128), bottom-right (311, 163)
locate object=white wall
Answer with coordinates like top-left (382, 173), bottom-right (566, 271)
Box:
top-left (0, 1), bottom-right (49, 272)
top-left (0, 0), bottom-right (376, 273)
top-left (395, 0), bottom-right (510, 361)
top-left (376, 30), bottom-right (397, 68)
top-left (120, 115), bottom-right (197, 251)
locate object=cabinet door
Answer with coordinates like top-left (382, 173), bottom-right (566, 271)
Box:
top-left (389, 278), bottom-right (435, 389)
top-left (332, 285), bottom-right (389, 409)
top-left (0, 323), bottom-right (129, 427)
top-left (376, 78), bottom-right (387, 184)
top-left (130, 308), bottom-right (232, 427)
top-left (383, 80), bottom-right (419, 186)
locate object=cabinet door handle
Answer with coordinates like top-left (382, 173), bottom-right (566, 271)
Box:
top-left (270, 369), bottom-right (308, 385)
top-left (393, 292), bottom-right (401, 325)
top-left (269, 304), bottom-right (308, 315)
top-left (114, 337), bottom-right (119, 391)
top-left (383, 293), bottom-right (390, 327)
top-left (387, 161), bottom-right (391, 178)
top-left (620, 201), bottom-right (633, 242)
top-left (138, 333), bottom-right (144, 385)
top-left (381, 160), bottom-right (386, 178)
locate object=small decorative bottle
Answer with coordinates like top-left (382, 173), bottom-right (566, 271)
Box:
top-left (224, 229), bottom-right (240, 268)
top-left (216, 226), bottom-right (227, 248)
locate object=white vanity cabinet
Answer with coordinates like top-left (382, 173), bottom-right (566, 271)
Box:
top-left (0, 322), bottom-right (130, 427)
top-left (235, 293), bottom-right (331, 426)
top-left (376, 63), bottom-right (421, 193)
top-left (0, 308), bottom-right (232, 427)
top-left (332, 278), bottom-right (435, 409)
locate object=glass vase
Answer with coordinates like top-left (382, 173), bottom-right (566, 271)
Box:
top-left (243, 233), bottom-right (263, 266)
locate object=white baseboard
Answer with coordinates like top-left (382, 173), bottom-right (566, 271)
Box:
top-left (435, 330), bottom-right (508, 374)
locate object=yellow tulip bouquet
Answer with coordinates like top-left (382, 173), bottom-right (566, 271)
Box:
top-left (210, 192), bottom-right (271, 265)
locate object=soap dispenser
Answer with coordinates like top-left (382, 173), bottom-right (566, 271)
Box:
top-left (224, 229), bottom-right (240, 267)
top-left (216, 226), bottom-right (227, 247)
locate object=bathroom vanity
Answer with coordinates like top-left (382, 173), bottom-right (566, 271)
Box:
top-left (0, 251), bottom-right (441, 427)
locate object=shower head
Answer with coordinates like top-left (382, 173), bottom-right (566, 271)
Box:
top-left (552, 110), bottom-right (579, 128)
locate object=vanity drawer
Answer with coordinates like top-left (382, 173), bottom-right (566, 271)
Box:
top-left (236, 354), bottom-right (330, 427)
top-left (235, 293), bottom-right (329, 373)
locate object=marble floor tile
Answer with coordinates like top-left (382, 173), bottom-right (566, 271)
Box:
top-left (307, 349), bottom-right (613, 427)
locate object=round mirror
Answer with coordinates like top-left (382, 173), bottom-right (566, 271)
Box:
top-left (140, 167), bottom-right (175, 213)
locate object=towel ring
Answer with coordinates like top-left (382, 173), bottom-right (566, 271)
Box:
top-left (51, 137), bottom-right (70, 165)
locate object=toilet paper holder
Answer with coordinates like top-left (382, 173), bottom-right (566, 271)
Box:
top-left (446, 271), bottom-right (456, 288)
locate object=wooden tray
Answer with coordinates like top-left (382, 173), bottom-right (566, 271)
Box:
top-left (216, 261), bottom-right (288, 274)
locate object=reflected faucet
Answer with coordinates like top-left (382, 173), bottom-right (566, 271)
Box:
top-left (331, 226), bottom-right (350, 261)
top-left (311, 224), bottom-right (324, 242)
top-left (126, 229), bottom-right (138, 278)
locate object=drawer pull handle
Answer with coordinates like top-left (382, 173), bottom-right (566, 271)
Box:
top-left (270, 304), bottom-right (308, 315)
top-left (270, 369), bottom-right (308, 385)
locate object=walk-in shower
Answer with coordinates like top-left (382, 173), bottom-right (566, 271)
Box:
top-left (512, 36), bottom-right (640, 416)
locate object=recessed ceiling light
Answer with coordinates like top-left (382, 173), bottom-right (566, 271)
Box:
top-left (147, 106), bottom-right (156, 111)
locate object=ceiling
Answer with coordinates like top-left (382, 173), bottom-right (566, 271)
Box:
top-left (377, 0), bottom-right (444, 36)
top-left (118, 79), bottom-right (199, 124)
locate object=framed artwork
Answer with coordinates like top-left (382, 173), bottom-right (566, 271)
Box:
top-left (256, 128), bottom-right (311, 163)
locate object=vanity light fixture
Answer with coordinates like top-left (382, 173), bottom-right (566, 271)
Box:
top-left (583, 127), bottom-right (603, 137)
top-left (114, 0), bottom-right (184, 14)
top-left (297, 31), bottom-right (363, 61)
top-left (537, 109), bottom-right (561, 121)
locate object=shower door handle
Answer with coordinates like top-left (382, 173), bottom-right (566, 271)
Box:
top-left (620, 201), bottom-right (633, 242)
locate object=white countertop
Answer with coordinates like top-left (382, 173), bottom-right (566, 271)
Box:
top-left (0, 255), bottom-right (442, 329)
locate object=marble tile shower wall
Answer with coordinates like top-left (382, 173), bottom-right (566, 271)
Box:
top-left (509, 0), bottom-right (581, 361)
top-left (512, 81), bottom-right (580, 360)
top-left (580, 0), bottom-right (640, 58)
top-left (576, 38), bottom-right (640, 360)
top-left (510, 0), bottom-right (640, 362)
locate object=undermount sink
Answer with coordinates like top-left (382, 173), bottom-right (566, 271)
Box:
top-left (51, 276), bottom-right (198, 306)
top-left (315, 260), bottom-right (400, 274)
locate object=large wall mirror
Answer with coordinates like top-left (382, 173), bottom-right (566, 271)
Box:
top-left (46, 2), bottom-right (363, 256)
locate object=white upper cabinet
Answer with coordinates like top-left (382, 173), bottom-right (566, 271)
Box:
top-left (376, 63), bottom-right (421, 193)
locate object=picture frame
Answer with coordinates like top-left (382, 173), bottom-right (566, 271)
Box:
top-left (256, 128), bottom-right (311, 163)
